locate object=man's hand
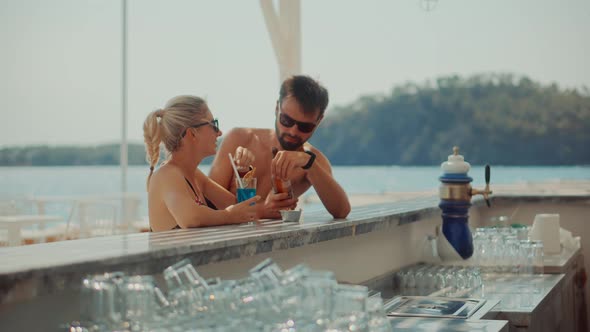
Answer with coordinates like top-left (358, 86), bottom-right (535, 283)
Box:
top-left (234, 146), bottom-right (255, 173)
top-left (271, 150), bottom-right (310, 180)
top-left (260, 192), bottom-right (298, 219)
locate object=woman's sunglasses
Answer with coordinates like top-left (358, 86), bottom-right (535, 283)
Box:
top-left (278, 113), bottom-right (316, 133)
top-left (182, 119), bottom-right (219, 137)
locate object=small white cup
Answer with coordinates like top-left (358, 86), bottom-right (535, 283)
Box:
top-left (529, 214), bottom-right (561, 254)
top-left (280, 209), bottom-right (302, 223)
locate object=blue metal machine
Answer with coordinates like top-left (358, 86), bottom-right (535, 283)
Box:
top-left (438, 147), bottom-right (492, 260)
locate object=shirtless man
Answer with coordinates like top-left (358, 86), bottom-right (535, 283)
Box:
top-left (209, 75), bottom-right (350, 219)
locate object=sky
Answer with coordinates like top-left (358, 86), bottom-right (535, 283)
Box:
top-left (0, 0), bottom-right (589, 147)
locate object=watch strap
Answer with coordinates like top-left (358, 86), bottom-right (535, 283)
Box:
top-left (302, 150), bottom-right (316, 170)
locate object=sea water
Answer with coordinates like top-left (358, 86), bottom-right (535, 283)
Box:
top-left (1, 165), bottom-right (589, 218)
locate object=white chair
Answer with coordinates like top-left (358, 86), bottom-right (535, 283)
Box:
top-left (0, 199), bottom-right (34, 216)
top-left (0, 199), bottom-right (46, 246)
top-left (23, 198), bottom-right (75, 244)
top-left (132, 217), bottom-right (151, 233)
top-left (74, 200), bottom-right (119, 239)
top-left (1, 198), bottom-right (73, 245)
top-left (0, 200), bottom-right (21, 246)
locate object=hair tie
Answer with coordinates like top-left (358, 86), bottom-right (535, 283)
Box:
top-left (155, 109), bottom-right (164, 118)
top-left (150, 166), bottom-right (154, 172)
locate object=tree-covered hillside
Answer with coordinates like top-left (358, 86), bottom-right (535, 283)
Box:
top-left (0, 144), bottom-right (147, 166)
top-left (1, 74), bottom-right (588, 166)
top-left (310, 74), bottom-right (590, 165)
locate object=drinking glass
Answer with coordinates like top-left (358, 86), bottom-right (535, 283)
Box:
top-left (504, 237), bottom-right (521, 274)
top-left (467, 267), bottom-right (483, 289)
top-left (471, 228), bottom-right (487, 267)
top-left (414, 266), bottom-right (429, 291)
top-left (518, 240), bottom-right (534, 275)
top-left (531, 240), bottom-right (544, 274)
top-left (163, 258), bottom-right (208, 313)
top-left (366, 297), bottom-right (390, 332)
top-left (489, 215), bottom-right (510, 227)
top-left (513, 225), bottom-right (531, 241)
top-left (272, 176), bottom-right (294, 199)
top-left (300, 270), bottom-right (336, 321)
top-left (123, 275), bottom-right (160, 323)
top-left (434, 267), bottom-right (448, 290)
top-left (73, 258), bottom-right (393, 331)
top-left (236, 177), bottom-right (257, 203)
top-left (80, 272), bottom-right (124, 329)
top-left (164, 258), bottom-right (208, 289)
top-left (332, 284), bottom-right (368, 318)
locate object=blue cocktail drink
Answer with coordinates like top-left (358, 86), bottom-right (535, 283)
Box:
top-left (236, 177), bottom-right (257, 204)
top-left (237, 188), bottom-right (256, 202)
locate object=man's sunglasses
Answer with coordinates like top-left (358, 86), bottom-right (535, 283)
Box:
top-left (278, 112), bottom-right (316, 133)
top-left (182, 119), bottom-right (219, 137)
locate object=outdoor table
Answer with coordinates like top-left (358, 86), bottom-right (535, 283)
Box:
top-left (0, 215), bottom-right (63, 246)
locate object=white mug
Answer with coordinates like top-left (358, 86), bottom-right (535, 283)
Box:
top-left (529, 214), bottom-right (561, 254)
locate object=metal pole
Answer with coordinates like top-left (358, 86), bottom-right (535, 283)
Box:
top-left (121, 0), bottom-right (129, 232)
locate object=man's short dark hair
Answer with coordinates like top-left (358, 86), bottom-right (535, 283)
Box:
top-left (279, 75), bottom-right (329, 118)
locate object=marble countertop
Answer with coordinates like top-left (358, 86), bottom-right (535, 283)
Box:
top-left (369, 280), bottom-right (508, 331)
top-left (543, 247), bottom-right (580, 273)
top-left (371, 272), bottom-right (564, 330)
top-left (0, 196), bottom-right (440, 276)
top-left (473, 274), bottom-right (563, 312)
top-left (388, 316), bottom-right (509, 332)
top-left (463, 274), bottom-right (565, 328)
top-left (387, 274), bottom-right (564, 328)
top-left (0, 191), bottom-right (587, 306)
top-left (0, 197), bottom-right (441, 304)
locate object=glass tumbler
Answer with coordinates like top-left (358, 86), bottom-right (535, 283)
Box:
top-left (531, 240), bottom-right (545, 274)
top-left (80, 272), bottom-right (125, 328)
top-left (123, 275), bottom-right (160, 323)
top-left (518, 240), bottom-right (534, 275)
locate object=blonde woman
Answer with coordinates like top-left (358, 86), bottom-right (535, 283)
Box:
top-left (143, 95), bottom-right (260, 232)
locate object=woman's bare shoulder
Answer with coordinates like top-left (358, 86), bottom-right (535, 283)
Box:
top-left (151, 163), bottom-right (183, 187)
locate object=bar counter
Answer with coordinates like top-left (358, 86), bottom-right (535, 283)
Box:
top-left (1, 197), bottom-right (442, 302)
top-left (0, 191), bottom-right (589, 331)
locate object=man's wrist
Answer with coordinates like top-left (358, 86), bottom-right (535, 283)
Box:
top-left (302, 151), bottom-right (316, 170)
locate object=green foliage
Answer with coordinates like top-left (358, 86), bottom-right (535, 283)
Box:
top-left (1, 73), bottom-right (588, 166)
top-left (0, 144), bottom-right (148, 166)
top-left (0, 143), bottom-right (212, 166)
top-left (310, 73), bottom-right (590, 165)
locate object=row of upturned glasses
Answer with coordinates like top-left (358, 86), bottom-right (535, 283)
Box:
top-left (395, 264), bottom-right (483, 297)
top-left (69, 258), bottom-right (391, 332)
top-left (471, 226), bottom-right (544, 275)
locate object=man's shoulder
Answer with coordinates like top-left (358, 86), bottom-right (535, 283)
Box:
top-left (225, 127), bottom-right (271, 146)
top-left (303, 143), bottom-right (322, 156)
top-left (303, 143), bottom-right (329, 163)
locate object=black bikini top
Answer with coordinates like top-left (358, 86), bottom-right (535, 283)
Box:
top-left (184, 178), bottom-right (217, 210)
top-left (150, 177), bottom-right (217, 232)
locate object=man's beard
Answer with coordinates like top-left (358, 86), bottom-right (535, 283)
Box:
top-left (275, 123), bottom-right (304, 150)
top-left (278, 134), bottom-right (304, 151)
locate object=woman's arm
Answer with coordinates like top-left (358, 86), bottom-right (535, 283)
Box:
top-left (195, 168), bottom-right (236, 209)
top-left (157, 170), bottom-right (259, 228)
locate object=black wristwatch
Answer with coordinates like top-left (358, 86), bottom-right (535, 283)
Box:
top-left (302, 150), bottom-right (316, 170)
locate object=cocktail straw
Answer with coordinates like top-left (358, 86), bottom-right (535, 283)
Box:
top-left (228, 153), bottom-right (244, 189)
